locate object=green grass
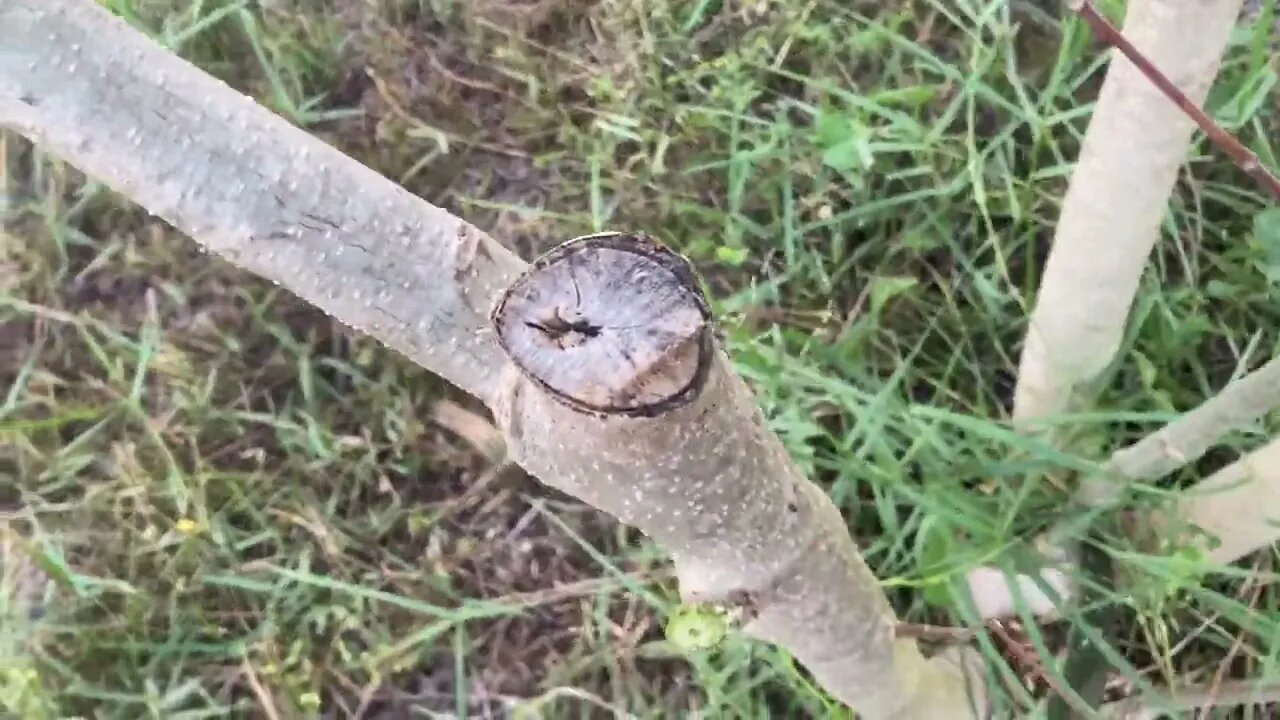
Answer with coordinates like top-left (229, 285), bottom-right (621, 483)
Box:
top-left (3, 0), bottom-right (1279, 716)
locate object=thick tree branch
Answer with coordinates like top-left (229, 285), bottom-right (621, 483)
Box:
top-left (1080, 352), bottom-right (1280, 508)
top-left (969, 353), bottom-right (1280, 620)
top-left (972, 0), bottom-right (1259, 642)
top-left (1034, 1), bottom-right (1280, 634)
top-left (965, 354), bottom-right (1280, 691)
top-left (0, 1), bottom-right (987, 716)
top-left (0, 0), bottom-right (525, 406)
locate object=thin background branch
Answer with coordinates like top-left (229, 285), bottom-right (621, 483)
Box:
top-left (1070, 0), bottom-right (1280, 202)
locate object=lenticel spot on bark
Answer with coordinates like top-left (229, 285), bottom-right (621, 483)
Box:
top-left (493, 233), bottom-right (711, 415)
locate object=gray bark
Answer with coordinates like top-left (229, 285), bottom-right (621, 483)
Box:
top-left (0, 0), bottom-right (525, 406)
top-left (0, 1), bottom-right (984, 716)
top-left (489, 233), bottom-right (984, 717)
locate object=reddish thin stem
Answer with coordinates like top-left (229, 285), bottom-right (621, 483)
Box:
top-left (1073, 0), bottom-right (1280, 202)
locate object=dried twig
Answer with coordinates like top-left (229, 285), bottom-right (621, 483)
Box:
top-left (893, 622), bottom-right (980, 644)
top-left (240, 659), bottom-right (284, 720)
top-left (1203, 555), bottom-right (1268, 710)
top-left (1101, 678), bottom-right (1280, 718)
top-left (429, 399), bottom-right (507, 463)
top-left (1069, 0), bottom-right (1280, 202)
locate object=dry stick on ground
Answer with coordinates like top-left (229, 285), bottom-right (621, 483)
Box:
top-left (0, 1), bottom-right (987, 717)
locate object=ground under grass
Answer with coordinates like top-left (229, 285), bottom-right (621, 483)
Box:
top-left (3, 0), bottom-right (1279, 717)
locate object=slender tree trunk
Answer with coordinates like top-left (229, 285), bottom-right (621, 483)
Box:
top-left (1173, 436), bottom-right (1280, 565)
top-left (1013, 0), bottom-right (1245, 423)
top-left (0, 1), bottom-right (985, 716)
top-left (968, 0), bottom-right (1252, 619)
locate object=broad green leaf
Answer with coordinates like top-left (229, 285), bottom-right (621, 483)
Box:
top-left (815, 108), bottom-right (855, 148)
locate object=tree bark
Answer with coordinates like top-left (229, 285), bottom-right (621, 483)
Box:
top-left (1013, 0), bottom-right (1246, 422)
top-left (967, 352), bottom-right (1280, 619)
top-left (1080, 353), bottom-right (1280, 508)
top-left (489, 233), bottom-right (985, 718)
top-left (1173, 436), bottom-right (1280, 565)
top-left (0, 1), bottom-right (984, 716)
top-left (969, 0), bottom-right (1251, 620)
top-left (0, 0), bottom-right (525, 406)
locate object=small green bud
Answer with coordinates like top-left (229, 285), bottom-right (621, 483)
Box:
top-left (665, 603), bottom-right (729, 652)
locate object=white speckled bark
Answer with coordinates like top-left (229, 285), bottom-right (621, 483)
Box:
top-left (491, 234), bottom-right (985, 718)
top-left (0, 0), bottom-right (524, 405)
top-left (0, 1), bottom-right (985, 716)
top-left (1014, 0), bottom-right (1245, 422)
top-left (1086, 355), bottom-right (1280, 507)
